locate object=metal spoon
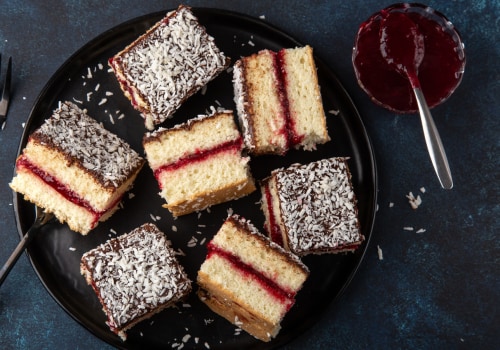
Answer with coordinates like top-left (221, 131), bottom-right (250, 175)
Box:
top-left (0, 206), bottom-right (54, 286)
top-left (380, 11), bottom-right (453, 189)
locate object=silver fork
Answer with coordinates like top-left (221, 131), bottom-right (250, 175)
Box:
top-left (0, 206), bottom-right (54, 286)
top-left (0, 55), bottom-right (12, 129)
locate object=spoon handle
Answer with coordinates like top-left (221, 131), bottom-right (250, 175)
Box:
top-left (413, 87), bottom-right (453, 189)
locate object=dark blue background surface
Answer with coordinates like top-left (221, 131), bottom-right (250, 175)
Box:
top-left (0, 1), bottom-right (498, 349)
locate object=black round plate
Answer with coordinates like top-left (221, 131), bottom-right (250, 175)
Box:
top-left (13, 8), bottom-right (377, 350)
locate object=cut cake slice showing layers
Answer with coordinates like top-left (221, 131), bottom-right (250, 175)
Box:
top-left (260, 157), bottom-right (364, 255)
top-left (197, 214), bottom-right (309, 342)
top-left (10, 101), bottom-right (144, 235)
top-left (143, 110), bottom-right (256, 216)
top-left (233, 45), bottom-right (329, 155)
top-left (109, 5), bottom-right (230, 130)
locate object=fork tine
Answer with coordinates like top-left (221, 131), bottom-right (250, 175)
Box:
top-left (2, 57), bottom-right (12, 101)
top-left (0, 56), bottom-right (12, 127)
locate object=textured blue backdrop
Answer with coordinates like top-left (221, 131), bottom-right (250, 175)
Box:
top-left (0, 1), bottom-right (498, 349)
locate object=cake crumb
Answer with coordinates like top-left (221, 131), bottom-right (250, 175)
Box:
top-left (377, 245), bottom-right (383, 260)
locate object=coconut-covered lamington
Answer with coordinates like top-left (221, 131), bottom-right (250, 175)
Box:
top-left (143, 110), bottom-right (256, 217)
top-left (197, 215), bottom-right (309, 342)
top-left (10, 101), bottom-right (144, 235)
top-left (260, 157), bottom-right (364, 255)
top-left (233, 45), bottom-right (329, 155)
top-left (109, 5), bottom-right (230, 130)
top-left (80, 223), bottom-right (192, 341)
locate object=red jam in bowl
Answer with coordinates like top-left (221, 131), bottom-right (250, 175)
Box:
top-left (352, 3), bottom-right (466, 113)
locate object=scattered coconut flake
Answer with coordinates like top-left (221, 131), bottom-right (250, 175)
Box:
top-left (150, 213), bottom-right (157, 221)
top-left (389, 202), bottom-right (394, 208)
top-left (175, 248), bottom-right (186, 256)
top-left (204, 319), bottom-right (214, 325)
top-left (259, 15), bottom-right (266, 19)
top-left (187, 236), bottom-right (198, 248)
top-left (86, 92), bottom-right (93, 101)
top-left (182, 303), bottom-right (191, 308)
top-left (416, 228), bottom-right (426, 233)
top-left (199, 237), bottom-right (206, 245)
top-left (69, 247), bottom-right (76, 251)
top-left (86, 67), bottom-right (93, 79)
top-left (420, 187), bottom-right (426, 193)
top-left (377, 245), bottom-right (383, 260)
top-left (109, 114), bottom-right (115, 124)
top-left (182, 334), bottom-right (191, 343)
top-left (95, 83), bottom-right (100, 91)
top-left (328, 109), bottom-right (340, 116)
top-left (194, 337), bottom-right (199, 344)
top-left (106, 91), bottom-right (114, 96)
top-left (21, 122), bottom-right (25, 128)
top-left (198, 224), bottom-right (206, 228)
top-left (204, 342), bottom-right (210, 349)
top-left (98, 63), bottom-right (104, 70)
top-left (72, 97), bottom-right (83, 104)
top-left (98, 98), bottom-right (107, 106)
top-left (248, 40), bottom-right (255, 46)
top-left (128, 192), bottom-right (135, 199)
top-left (172, 225), bottom-right (178, 232)
top-left (118, 113), bottom-right (125, 120)
top-left (406, 192), bottom-right (422, 209)
top-left (110, 228), bottom-right (117, 235)
top-left (403, 227), bottom-right (414, 231)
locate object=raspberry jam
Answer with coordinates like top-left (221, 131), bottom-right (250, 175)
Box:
top-left (352, 3), bottom-right (466, 113)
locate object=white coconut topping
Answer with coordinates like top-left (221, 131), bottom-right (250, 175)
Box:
top-left (80, 223), bottom-right (191, 333)
top-left (272, 157), bottom-right (363, 254)
top-left (33, 101), bottom-right (144, 188)
top-left (111, 5), bottom-right (229, 128)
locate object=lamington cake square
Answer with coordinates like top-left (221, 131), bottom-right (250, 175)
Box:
top-left (80, 223), bottom-right (192, 341)
top-left (109, 5), bottom-right (230, 130)
top-left (260, 157), bottom-right (364, 255)
top-left (233, 45), bottom-right (329, 155)
top-left (10, 101), bottom-right (144, 235)
top-left (197, 215), bottom-right (309, 342)
top-left (143, 110), bottom-right (256, 216)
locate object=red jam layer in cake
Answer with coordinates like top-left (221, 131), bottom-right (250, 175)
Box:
top-left (17, 156), bottom-right (120, 227)
top-left (108, 57), bottom-right (142, 110)
top-left (153, 138), bottom-right (243, 179)
top-left (206, 241), bottom-right (296, 312)
top-left (263, 183), bottom-right (284, 247)
top-left (272, 50), bottom-right (304, 148)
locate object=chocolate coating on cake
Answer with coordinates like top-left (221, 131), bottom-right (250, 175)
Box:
top-left (30, 101), bottom-right (144, 189)
top-left (80, 223), bottom-right (191, 333)
top-left (111, 5), bottom-right (230, 128)
top-left (274, 157), bottom-right (363, 254)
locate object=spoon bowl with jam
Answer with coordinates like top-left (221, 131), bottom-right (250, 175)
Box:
top-left (352, 3), bottom-right (466, 189)
top-left (352, 3), bottom-right (466, 114)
